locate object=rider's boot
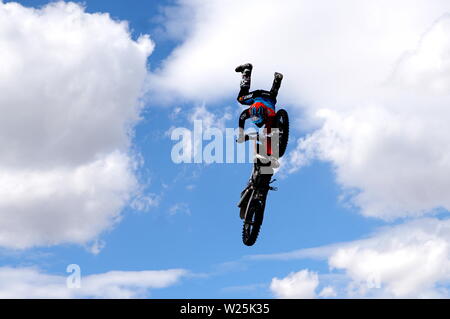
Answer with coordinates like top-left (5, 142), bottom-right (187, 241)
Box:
top-left (270, 72), bottom-right (284, 97)
top-left (255, 154), bottom-right (280, 169)
top-left (236, 63), bottom-right (253, 93)
top-left (235, 63), bottom-right (253, 73)
top-left (270, 156), bottom-right (280, 169)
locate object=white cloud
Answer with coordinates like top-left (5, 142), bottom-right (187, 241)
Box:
top-left (150, 2), bottom-right (450, 297)
top-left (329, 218), bottom-right (450, 298)
top-left (131, 193), bottom-right (161, 212)
top-left (256, 218), bottom-right (450, 298)
top-left (0, 2), bottom-right (153, 249)
top-left (248, 242), bottom-right (340, 261)
top-left (151, 0), bottom-right (450, 219)
top-left (0, 152), bottom-right (136, 248)
top-left (319, 286), bottom-right (337, 298)
top-left (169, 202), bottom-right (191, 216)
top-left (78, 269), bottom-right (187, 299)
top-left (270, 269), bottom-right (319, 299)
top-left (0, 267), bottom-right (187, 299)
top-left (87, 239), bottom-right (106, 255)
top-left (281, 10), bottom-right (450, 220)
top-left (189, 104), bottom-right (232, 131)
top-left (151, 0), bottom-right (450, 105)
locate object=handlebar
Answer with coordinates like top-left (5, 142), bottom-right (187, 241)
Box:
top-left (237, 130), bottom-right (277, 143)
top-left (237, 129), bottom-right (279, 143)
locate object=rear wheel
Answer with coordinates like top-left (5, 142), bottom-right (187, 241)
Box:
top-left (274, 109), bottom-right (289, 158)
top-left (242, 199), bottom-right (264, 246)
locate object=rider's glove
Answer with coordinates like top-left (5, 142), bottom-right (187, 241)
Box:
top-left (236, 135), bottom-right (246, 144)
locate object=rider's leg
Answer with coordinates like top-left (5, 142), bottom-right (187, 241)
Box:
top-left (270, 72), bottom-right (283, 99)
top-left (236, 63), bottom-right (253, 100)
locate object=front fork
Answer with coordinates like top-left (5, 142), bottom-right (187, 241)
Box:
top-left (238, 178), bottom-right (276, 220)
top-left (237, 187), bottom-right (252, 209)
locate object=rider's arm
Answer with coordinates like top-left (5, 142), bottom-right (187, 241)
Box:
top-left (237, 92), bottom-right (254, 106)
top-left (237, 109), bottom-right (250, 142)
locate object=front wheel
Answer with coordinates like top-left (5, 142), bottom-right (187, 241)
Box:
top-left (242, 199), bottom-right (264, 246)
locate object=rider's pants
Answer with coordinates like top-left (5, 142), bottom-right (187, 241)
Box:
top-left (237, 72), bottom-right (282, 102)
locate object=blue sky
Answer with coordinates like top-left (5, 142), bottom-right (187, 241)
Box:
top-left (2, 0), bottom-right (450, 299)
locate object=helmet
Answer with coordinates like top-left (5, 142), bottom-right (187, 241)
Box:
top-left (249, 103), bottom-right (267, 127)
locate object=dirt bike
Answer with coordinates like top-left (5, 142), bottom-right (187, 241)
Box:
top-left (237, 109), bottom-right (289, 246)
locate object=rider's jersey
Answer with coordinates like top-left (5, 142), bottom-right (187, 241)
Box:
top-left (238, 90), bottom-right (277, 109)
top-left (238, 90), bottom-right (277, 130)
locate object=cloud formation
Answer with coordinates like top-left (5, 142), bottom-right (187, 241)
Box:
top-left (150, 0), bottom-right (450, 298)
top-left (152, 0), bottom-right (450, 219)
top-left (329, 218), bottom-right (450, 298)
top-left (260, 218), bottom-right (450, 298)
top-left (288, 14), bottom-right (450, 219)
top-left (270, 269), bottom-right (319, 299)
top-left (0, 1), bottom-right (153, 249)
top-left (0, 267), bottom-right (187, 299)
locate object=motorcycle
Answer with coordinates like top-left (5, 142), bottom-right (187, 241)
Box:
top-left (237, 109), bottom-right (289, 246)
